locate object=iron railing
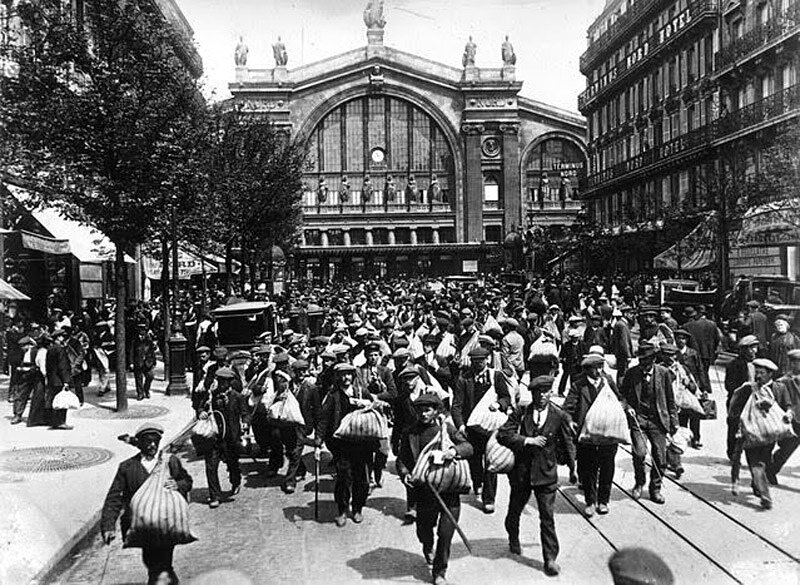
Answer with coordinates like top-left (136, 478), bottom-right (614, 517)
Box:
top-left (302, 201), bottom-right (454, 214)
top-left (716, 1), bottom-right (800, 70)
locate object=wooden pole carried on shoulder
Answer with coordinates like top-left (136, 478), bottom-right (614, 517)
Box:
top-left (426, 481), bottom-right (473, 555)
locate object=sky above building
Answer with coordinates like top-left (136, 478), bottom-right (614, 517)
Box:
top-left (175, 0), bottom-right (605, 113)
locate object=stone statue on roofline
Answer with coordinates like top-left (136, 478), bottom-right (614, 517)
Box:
top-left (234, 36), bottom-right (248, 66)
top-left (273, 36), bottom-right (288, 67)
top-left (363, 0), bottom-right (386, 29)
top-left (502, 35), bottom-right (516, 66)
top-left (462, 36), bottom-right (476, 67)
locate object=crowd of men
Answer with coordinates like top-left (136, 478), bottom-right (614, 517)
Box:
top-left (7, 272), bottom-right (800, 585)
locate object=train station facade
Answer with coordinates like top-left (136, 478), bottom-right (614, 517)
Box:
top-left (228, 20), bottom-right (587, 281)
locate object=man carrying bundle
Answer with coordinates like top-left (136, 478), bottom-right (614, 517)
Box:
top-left (497, 375), bottom-right (574, 577)
top-left (621, 344), bottom-right (678, 504)
top-left (452, 346), bottom-right (511, 514)
top-left (317, 362), bottom-right (388, 526)
top-left (564, 353), bottom-right (622, 516)
top-left (101, 423), bottom-right (193, 585)
top-left (396, 393), bottom-right (473, 585)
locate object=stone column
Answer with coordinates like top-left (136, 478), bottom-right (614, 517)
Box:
top-left (320, 230), bottom-right (329, 247)
top-left (388, 229), bottom-right (396, 245)
top-left (500, 123), bottom-right (521, 232)
top-left (343, 230), bottom-right (351, 246)
top-left (410, 228), bottom-right (418, 245)
top-left (365, 229), bottom-right (374, 246)
top-left (432, 228), bottom-right (440, 244)
top-left (462, 123), bottom-right (485, 242)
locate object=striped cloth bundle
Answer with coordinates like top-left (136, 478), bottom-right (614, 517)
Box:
top-left (334, 405), bottom-right (389, 441)
top-left (485, 430), bottom-right (515, 474)
top-left (124, 454), bottom-right (197, 549)
top-left (411, 421), bottom-right (472, 494)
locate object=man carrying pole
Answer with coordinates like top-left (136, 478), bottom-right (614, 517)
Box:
top-left (396, 393), bottom-right (473, 585)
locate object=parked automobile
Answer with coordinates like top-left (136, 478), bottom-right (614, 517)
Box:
top-left (720, 275), bottom-right (800, 336)
top-left (660, 279), bottom-right (718, 324)
top-left (211, 301), bottom-right (278, 350)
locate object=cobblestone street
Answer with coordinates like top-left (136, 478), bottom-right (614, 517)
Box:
top-left (51, 365), bottom-right (800, 585)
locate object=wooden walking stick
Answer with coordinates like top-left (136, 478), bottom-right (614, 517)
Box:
top-left (314, 446), bottom-right (321, 521)
top-left (426, 481), bottom-right (473, 555)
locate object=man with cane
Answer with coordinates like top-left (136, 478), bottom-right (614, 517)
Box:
top-left (621, 343), bottom-right (678, 504)
top-left (396, 392), bottom-right (473, 585)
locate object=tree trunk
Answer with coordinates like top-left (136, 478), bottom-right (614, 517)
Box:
top-left (161, 236), bottom-right (171, 382)
top-left (225, 240), bottom-right (233, 298)
top-left (114, 245), bottom-right (128, 412)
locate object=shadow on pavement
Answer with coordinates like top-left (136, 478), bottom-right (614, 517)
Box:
top-left (682, 454), bottom-right (732, 467)
top-left (346, 546), bottom-right (432, 582)
top-left (682, 478), bottom-right (763, 510)
top-left (363, 495), bottom-right (407, 521)
top-left (283, 501), bottom-right (339, 524)
top-left (302, 477), bottom-right (335, 493)
top-left (451, 537), bottom-right (545, 572)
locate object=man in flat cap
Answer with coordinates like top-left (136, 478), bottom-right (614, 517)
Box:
top-left (10, 336), bottom-right (38, 425)
top-left (101, 422), bottom-right (193, 585)
top-left (355, 340), bottom-right (396, 488)
top-left (564, 353), bottom-right (619, 516)
top-left (194, 366), bottom-right (248, 508)
top-left (611, 305), bottom-right (635, 383)
top-left (557, 326), bottom-right (588, 397)
top-left (396, 393), bottom-right (473, 585)
top-left (621, 343), bottom-right (678, 503)
top-left (657, 342), bottom-right (696, 479)
top-left (728, 358), bottom-right (781, 507)
top-left (317, 362), bottom-right (379, 527)
top-left (501, 318), bottom-right (526, 380)
top-left (497, 375), bottom-right (574, 577)
top-left (768, 349), bottom-right (800, 483)
top-left (452, 346), bottom-right (512, 514)
top-left (133, 323), bottom-right (157, 401)
top-left (608, 547), bottom-right (674, 585)
top-left (725, 335), bottom-right (759, 460)
top-left (684, 305), bottom-right (722, 388)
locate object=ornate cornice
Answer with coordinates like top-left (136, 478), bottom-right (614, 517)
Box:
top-left (461, 123), bottom-right (485, 135)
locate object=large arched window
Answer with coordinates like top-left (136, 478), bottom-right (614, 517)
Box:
top-left (304, 96), bottom-right (455, 207)
top-left (524, 136), bottom-right (586, 204)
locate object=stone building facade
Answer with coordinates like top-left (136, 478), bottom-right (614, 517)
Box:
top-left (579, 0), bottom-right (799, 280)
top-left (228, 16), bottom-right (587, 281)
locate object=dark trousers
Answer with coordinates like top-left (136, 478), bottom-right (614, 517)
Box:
top-left (204, 443), bottom-right (241, 502)
top-left (768, 422), bottom-right (800, 476)
top-left (727, 417), bottom-right (740, 462)
top-left (72, 378), bottom-right (85, 405)
top-left (505, 482), bottom-right (559, 562)
top-left (8, 365), bottom-right (19, 402)
top-left (142, 545), bottom-right (176, 585)
top-left (631, 416), bottom-right (667, 492)
top-left (616, 357), bottom-right (629, 386)
top-left (745, 444), bottom-right (774, 503)
top-left (13, 374), bottom-right (35, 418)
top-left (699, 357), bottom-right (713, 395)
top-left (557, 366), bottom-right (578, 396)
top-left (466, 428), bottom-right (496, 505)
top-left (678, 411), bottom-right (701, 443)
top-left (267, 425), bottom-right (301, 486)
top-left (576, 443), bottom-right (617, 506)
top-left (134, 367), bottom-right (154, 398)
top-left (370, 438), bottom-right (390, 484)
top-left (329, 441), bottom-right (372, 515)
top-left (416, 488), bottom-right (460, 578)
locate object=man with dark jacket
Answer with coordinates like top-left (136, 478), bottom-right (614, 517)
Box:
top-left (684, 306), bottom-right (721, 389)
top-left (497, 375), bottom-right (575, 577)
top-left (621, 343), bottom-right (678, 504)
top-left (452, 346), bottom-right (511, 514)
top-left (133, 324), bottom-right (157, 400)
top-left (564, 354), bottom-right (619, 516)
top-left (768, 349), bottom-right (800, 483)
top-left (611, 305), bottom-right (635, 382)
top-left (557, 328), bottom-right (588, 397)
top-left (193, 367), bottom-right (249, 508)
top-left (396, 393), bottom-right (473, 585)
top-left (725, 335), bottom-right (759, 461)
top-left (101, 422), bottom-right (192, 585)
top-left (675, 329), bottom-right (708, 448)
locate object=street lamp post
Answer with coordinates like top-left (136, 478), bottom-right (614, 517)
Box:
top-left (166, 201), bottom-right (189, 395)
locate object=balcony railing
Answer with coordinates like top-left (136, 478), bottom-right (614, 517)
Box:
top-left (579, 0), bottom-right (716, 111)
top-left (580, 0), bottom-right (663, 74)
top-left (527, 200), bottom-right (584, 211)
top-left (302, 201), bottom-right (454, 215)
top-left (586, 83), bottom-right (800, 189)
top-left (716, 1), bottom-right (800, 71)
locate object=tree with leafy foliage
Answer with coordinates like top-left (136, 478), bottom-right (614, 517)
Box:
top-left (0, 0), bottom-right (206, 410)
top-left (205, 107), bottom-right (308, 295)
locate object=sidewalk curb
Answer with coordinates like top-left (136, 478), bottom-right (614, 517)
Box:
top-left (31, 510), bottom-right (102, 584)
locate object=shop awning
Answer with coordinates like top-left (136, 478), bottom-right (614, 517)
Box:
top-left (737, 198), bottom-right (800, 247)
top-left (0, 278), bottom-right (30, 301)
top-left (6, 184), bottom-right (134, 263)
top-left (654, 213), bottom-right (717, 271)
